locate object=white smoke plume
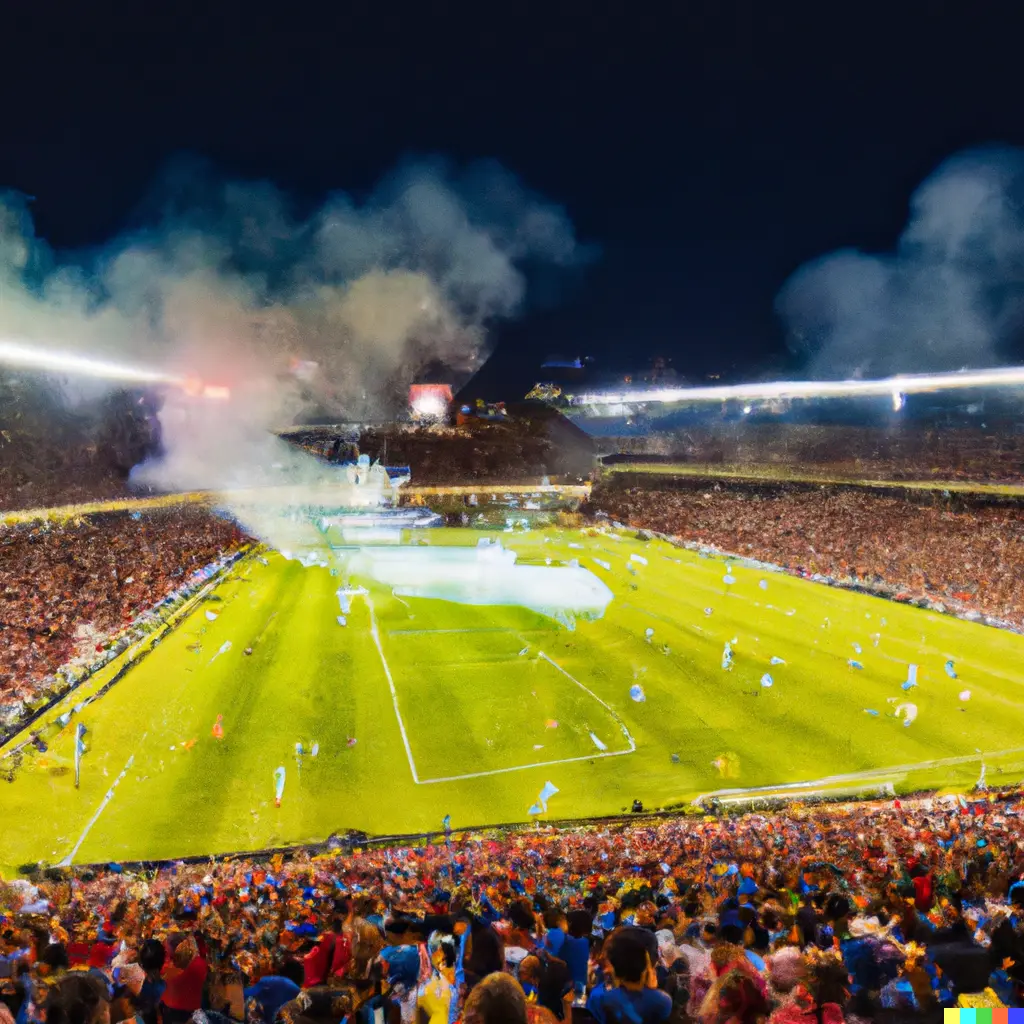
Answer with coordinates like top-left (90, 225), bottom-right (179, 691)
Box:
top-left (0, 157), bottom-right (585, 506)
top-left (777, 147), bottom-right (1024, 377)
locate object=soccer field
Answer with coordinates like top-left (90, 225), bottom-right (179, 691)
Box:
top-left (4, 525), bottom-right (1024, 869)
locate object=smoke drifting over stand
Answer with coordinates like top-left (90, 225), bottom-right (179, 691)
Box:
top-left (0, 157), bottom-right (586, 503)
top-left (777, 147), bottom-right (1024, 377)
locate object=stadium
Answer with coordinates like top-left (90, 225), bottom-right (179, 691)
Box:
top-left (4, 390), bottom-right (1024, 1013)
top-left (7, 20), bottom-right (1024, 1017)
top-left (5, 435), bottom-right (1024, 871)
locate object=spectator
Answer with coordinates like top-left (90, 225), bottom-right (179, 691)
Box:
top-left (160, 937), bottom-right (207, 1024)
top-left (561, 914), bottom-right (592, 997)
top-left (133, 941), bottom-right (164, 1024)
top-left (44, 974), bottom-right (109, 1024)
top-left (464, 927), bottom-right (505, 997)
top-left (591, 929), bottom-right (671, 1024)
top-left (245, 959), bottom-right (304, 1024)
top-left (463, 974), bottom-right (528, 1024)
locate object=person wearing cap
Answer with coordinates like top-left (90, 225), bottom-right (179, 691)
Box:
top-left (243, 959), bottom-right (303, 1024)
top-left (381, 941), bottom-right (422, 1024)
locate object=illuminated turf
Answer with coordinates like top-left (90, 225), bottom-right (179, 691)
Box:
top-left (4, 526), bottom-right (1024, 868)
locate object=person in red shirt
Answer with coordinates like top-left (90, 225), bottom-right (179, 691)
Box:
top-left (911, 873), bottom-right (934, 913)
top-left (301, 920), bottom-right (353, 987)
top-left (160, 936), bottom-right (208, 1024)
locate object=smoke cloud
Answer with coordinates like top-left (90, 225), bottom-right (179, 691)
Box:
top-left (0, 157), bottom-right (586, 505)
top-left (777, 147), bottom-right (1024, 377)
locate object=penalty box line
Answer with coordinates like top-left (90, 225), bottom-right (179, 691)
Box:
top-left (59, 734), bottom-right (146, 866)
top-left (366, 597), bottom-right (421, 784)
top-left (366, 592), bottom-right (636, 786)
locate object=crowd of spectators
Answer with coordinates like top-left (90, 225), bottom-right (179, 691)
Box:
top-left (0, 436), bottom-right (135, 516)
top-left (1, 416), bottom-right (594, 514)
top-left (0, 379), bottom-right (161, 514)
top-left (2, 791), bottom-right (1023, 1024)
top-left (591, 481), bottom-right (1024, 629)
top-left (290, 415), bottom-right (595, 486)
top-left (0, 510), bottom-right (248, 705)
top-left (608, 423), bottom-right (1024, 485)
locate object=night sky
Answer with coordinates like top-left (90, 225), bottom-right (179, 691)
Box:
top-left (5, 1), bottom-right (1024, 398)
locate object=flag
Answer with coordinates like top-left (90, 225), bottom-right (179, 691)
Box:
top-left (74, 723), bottom-right (87, 789)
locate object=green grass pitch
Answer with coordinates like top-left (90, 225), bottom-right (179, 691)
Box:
top-left (4, 525), bottom-right (1024, 869)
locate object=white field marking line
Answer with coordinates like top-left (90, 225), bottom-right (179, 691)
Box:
top-left (364, 599), bottom-right (638, 785)
top-left (537, 652), bottom-right (636, 752)
top-left (691, 744), bottom-right (1024, 806)
top-left (420, 746), bottom-right (637, 785)
top-left (417, 651), bottom-right (637, 785)
top-left (365, 595), bottom-right (420, 783)
top-left (388, 627), bottom-right (552, 637)
top-left (59, 736), bottom-right (146, 866)
top-left (715, 783), bottom-right (895, 806)
top-left (251, 611), bottom-right (279, 648)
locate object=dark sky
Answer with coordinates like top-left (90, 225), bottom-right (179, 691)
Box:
top-left (5, 1), bottom-right (1024, 398)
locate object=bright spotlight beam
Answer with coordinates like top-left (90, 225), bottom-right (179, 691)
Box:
top-left (0, 339), bottom-right (185, 386)
top-left (572, 365), bottom-right (1024, 409)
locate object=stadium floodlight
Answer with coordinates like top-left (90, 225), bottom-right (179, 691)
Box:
top-left (411, 391), bottom-right (448, 419)
top-left (572, 365), bottom-right (1024, 410)
top-left (0, 339), bottom-right (185, 386)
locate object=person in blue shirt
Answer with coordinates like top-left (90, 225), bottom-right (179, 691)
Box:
top-left (587, 975), bottom-right (614, 1024)
top-left (562, 912), bottom-right (593, 996)
top-left (542, 910), bottom-right (568, 959)
top-left (825, 895), bottom-right (900, 1014)
top-left (590, 928), bottom-right (671, 1024)
top-left (450, 914), bottom-right (471, 1024)
top-left (243, 960), bottom-right (303, 1024)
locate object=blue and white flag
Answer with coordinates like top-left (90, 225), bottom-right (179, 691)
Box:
top-left (74, 722), bottom-right (87, 789)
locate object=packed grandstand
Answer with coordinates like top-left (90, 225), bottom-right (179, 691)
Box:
top-left (6, 473), bottom-right (1024, 707)
top-left (3, 414), bottom-right (1024, 1021)
top-left (2, 791), bottom-right (1023, 1023)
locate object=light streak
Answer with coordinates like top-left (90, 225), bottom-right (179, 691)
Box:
top-left (572, 365), bottom-right (1024, 408)
top-left (0, 339), bottom-right (184, 386)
